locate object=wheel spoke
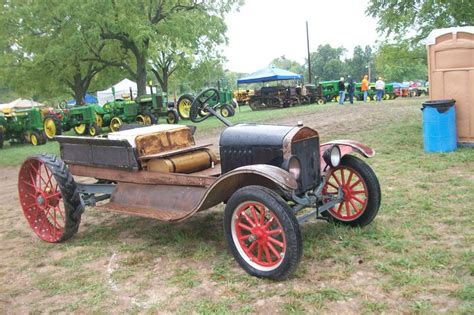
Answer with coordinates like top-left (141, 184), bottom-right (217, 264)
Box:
top-left (351, 189), bottom-right (366, 195)
top-left (263, 245), bottom-right (273, 263)
top-left (268, 236), bottom-right (284, 248)
top-left (352, 195), bottom-right (366, 205)
top-left (350, 179), bottom-right (362, 189)
top-left (327, 181), bottom-right (339, 190)
top-left (239, 234), bottom-right (251, 241)
top-left (340, 168), bottom-right (346, 185)
top-left (346, 170), bottom-right (354, 186)
top-left (264, 216), bottom-right (275, 229)
top-left (332, 172), bottom-right (342, 187)
top-left (266, 228), bottom-right (282, 236)
top-left (248, 240), bottom-right (257, 252)
top-left (345, 201), bottom-right (351, 216)
top-left (267, 242), bottom-right (281, 259)
top-left (257, 205), bottom-right (265, 226)
top-left (349, 199), bottom-right (361, 214)
top-left (237, 222), bottom-right (252, 232)
top-left (336, 202), bottom-right (343, 214)
top-left (242, 212), bottom-right (255, 227)
top-left (250, 206), bottom-right (259, 226)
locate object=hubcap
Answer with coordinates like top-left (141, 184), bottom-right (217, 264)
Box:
top-left (44, 119), bottom-right (56, 138)
top-left (178, 99), bottom-right (191, 118)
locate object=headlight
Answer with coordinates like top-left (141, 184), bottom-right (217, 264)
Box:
top-left (283, 156), bottom-right (301, 180)
top-left (323, 145), bottom-right (341, 167)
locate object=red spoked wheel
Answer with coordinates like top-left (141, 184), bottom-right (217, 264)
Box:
top-left (18, 154), bottom-right (83, 242)
top-left (322, 155), bottom-right (381, 227)
top-left (232, 201), bottom-right (286, 271)
top-left (224, 186), bottom-right (302, 280)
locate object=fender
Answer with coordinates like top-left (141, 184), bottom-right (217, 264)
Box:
top-left (320, 140), bottom-right (375, 170)
top-left (193, 164), bottom-right (297, 217)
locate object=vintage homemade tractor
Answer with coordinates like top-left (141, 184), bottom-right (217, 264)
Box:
top-left (17, 87), bottom-right (381, 280)
top-left (248, 86), bottom-right (287, 110)
top-left (303, 84), bottom-right (326, 105)
top-left (134, 85), bottom-right (180, 124)
top-left (234, 89), bottom-right (255, 106)
top-left (43, 102), bottom-right (103, 139)
top-left (0, 107), bottom-right (47, 147)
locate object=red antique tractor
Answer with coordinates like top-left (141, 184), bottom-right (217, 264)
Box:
top-left (18, 88), bottom-right (381, 280)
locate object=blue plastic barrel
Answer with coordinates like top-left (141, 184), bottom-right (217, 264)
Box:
top-left (422, 99), bottom-right (457, 152)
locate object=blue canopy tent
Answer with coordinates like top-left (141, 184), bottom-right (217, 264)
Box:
top-left (237, 66), bottom-right (303, 84)
top-left (67, 93), bottom-right (98, 105)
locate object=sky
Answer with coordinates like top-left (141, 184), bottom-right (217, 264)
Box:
top-left (223, 0), bottom-right (380, 73)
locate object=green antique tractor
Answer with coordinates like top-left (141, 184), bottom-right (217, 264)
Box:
top-left (134, 85), bottom-right (179, 125)
top-left (176, 88), bottom-right (236, 120)
top-left (43, 102), bottom-right (103, 139)
top-left (0, 107), bottom-right (48, 148)
top-left (320, 80), bottom-right (340, 102)
top-left (98, 99), bottom-right (139, 132)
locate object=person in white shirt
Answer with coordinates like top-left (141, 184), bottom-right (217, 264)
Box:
top-left (375, 77), bottom-right (385, 102)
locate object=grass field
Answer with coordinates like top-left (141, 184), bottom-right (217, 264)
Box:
top-left (0, 98), bottom-right (473, 313)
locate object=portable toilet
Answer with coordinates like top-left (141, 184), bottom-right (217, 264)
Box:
top-left (426, 26), bottom-right (474, 146)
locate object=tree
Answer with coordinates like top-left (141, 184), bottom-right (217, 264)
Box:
top-left (366, 0), bottom-right (474, 41)
top-left (309, 45), bottom-right (346, 81)
top-left (89, 0), bottom-right (240, 96)
top-left (374, 42), bottom-right (427, 82)
top-left (0, 1), bottom-right (125, 104)
top-left (149, 8), bottom-right (229, 94)
top-left (345, 46), bottom-right (374, 81)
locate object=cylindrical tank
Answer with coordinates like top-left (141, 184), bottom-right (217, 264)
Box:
top-left (422, 99), bottom-right (457, 152)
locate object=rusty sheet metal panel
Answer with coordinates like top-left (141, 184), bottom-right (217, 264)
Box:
top-left (146, 149), bottom-right (216, 173)
top-left (320, 140), bottom-right (375, 171)
top-left (68, 164), bottom-right (216, 187)
top-left (96, 164), bottom-right (297, 222)
top-left (427, 27), bottom-right (474, 144)
top-left (101, 182), bottom-right (207, 221)
top-left (135, 126), bottom-right (194, 157)
top-left (56, 136), bottom-right (139, 170)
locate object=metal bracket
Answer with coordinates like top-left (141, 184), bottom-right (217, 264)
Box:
top-left (76, 183), bottom-right (115, 195)
top-left (296, 188), bottom-right (344, 224)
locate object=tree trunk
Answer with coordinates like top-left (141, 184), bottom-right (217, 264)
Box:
top-left (136, 54), bottom-right (147, 96)
top-left (73, 73), bottom-right (86, 105)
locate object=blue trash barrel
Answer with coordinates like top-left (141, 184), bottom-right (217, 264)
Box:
top-left (422, 99), bottom-right (457, 152)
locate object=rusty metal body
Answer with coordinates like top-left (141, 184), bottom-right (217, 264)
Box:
top-left (57, 124), bottom-right (375, 224)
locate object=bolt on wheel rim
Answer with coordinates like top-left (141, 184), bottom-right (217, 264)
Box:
top-left (231, 201), bottom-right (286, 271)
top-left (18, 159), bottom-right (65, 242)
top-left (323, 166), bottom-right (368, 220)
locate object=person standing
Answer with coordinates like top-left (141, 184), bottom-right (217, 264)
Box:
top-left (361, 75), bottom-right (369, 102)
top-left (375, 77), bottom-right (385, 102)
top-left (338, 77), bottom-right (345, 105)
top-left (347, 77), bottom-right (355, 104)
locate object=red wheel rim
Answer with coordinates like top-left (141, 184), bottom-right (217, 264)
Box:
top-left (18, 159), bottom-right (65, 242)
top-left (231, 202), bottom-right (286, 271)
top-left (323, 166), bottom-right (368, 221)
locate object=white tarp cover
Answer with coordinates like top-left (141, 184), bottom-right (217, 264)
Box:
top-left (96, 78), bottom-right (151, 106)
top-left (0, 98), bottom-right (44, 110)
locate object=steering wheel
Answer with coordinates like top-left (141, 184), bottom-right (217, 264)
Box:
top-left (190, 88), bottom-right (220, 123)
top-left (58, 100), bottom-right (68, 110)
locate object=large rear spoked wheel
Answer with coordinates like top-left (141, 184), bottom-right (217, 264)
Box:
top-left (224, 186), bottom-right (302, 280)
top-left (322, 155), bottom-right (381, 227)
top-left (18, 154), bottom-right (83, 242)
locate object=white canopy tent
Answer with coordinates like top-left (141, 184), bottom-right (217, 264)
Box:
top-left (96, 78), bottom-right (151, 106)
top-left (0, 98), bottom-right (44, 111)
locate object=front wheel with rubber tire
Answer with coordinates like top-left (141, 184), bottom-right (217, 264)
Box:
top-left (109, 116), bottom-right (123, 132)
top-left (18, 154), bottom-right (83, 242)
top-left (322, 155), bottom-right (381, 227)
top-left (166, 109), bottom-right (179, 124)
top-left (74, 124), bottom-right (89, 135)
top-left (220, 104), bottom-right (235, 118)
top-left (177, 94), bottom-right (195, 120)
top-left (88, 123), bottom-right (101, 136)
top-left (43, 114), bottom-right (62, 140)
top-left (224, 186), bottom-right (302, 280)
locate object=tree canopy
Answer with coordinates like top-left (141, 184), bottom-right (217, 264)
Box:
top-left (367, 0), bottom-right (474, 41)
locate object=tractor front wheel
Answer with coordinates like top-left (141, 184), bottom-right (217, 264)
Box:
top-left (43, 114), bottom-right (62, 140)
top-left (30, 130), bottom-right (47, 146)
top-left (177, 94), bottom-right (195, 120)
top-left (88, 123), bottom-right (101, 136)
top-left (322, 155), bottom-right (381, 227)
top-left (74, 124), bottom-right (89, 135)
top-left (220, 104), bottom-right (235, 118)
top-left (18, 154), bottom-right (83, 242)
top-left (166, 109), bottom-right (179, 124)
top-left (224, 186), bottom-right (302, 280)
top-left (109, 117), bottom-right (123, 132)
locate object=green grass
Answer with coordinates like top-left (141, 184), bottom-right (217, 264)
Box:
top-left (2, 98), bottom-right (474, 313)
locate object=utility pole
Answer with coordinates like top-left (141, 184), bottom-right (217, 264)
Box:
top-left (306, 21), bottom-right (311, 84)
